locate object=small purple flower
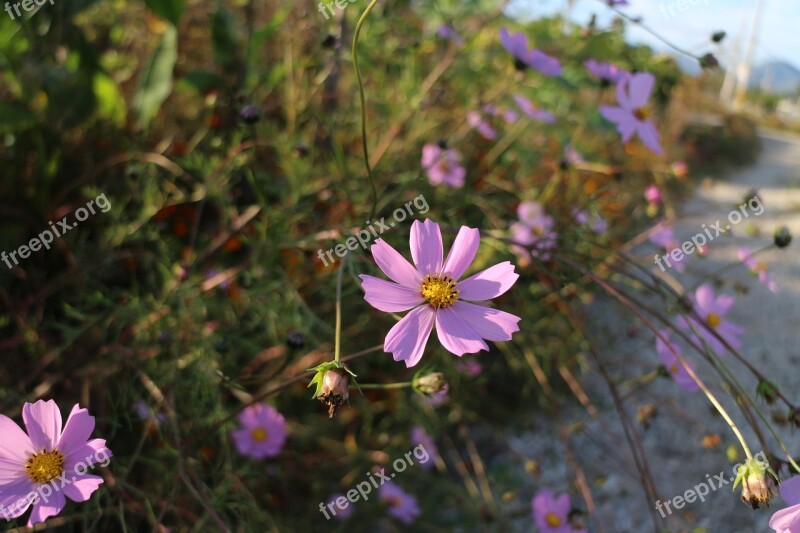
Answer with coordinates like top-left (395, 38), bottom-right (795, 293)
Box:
top-left (532, 489), bottom-right (586, 533)
top-left (325, 493), bottom-right (354, 520)
top-left (511, 201), bottom-right (558, 260)
top-left (239, 104), bottom-right (261, 124)
top-left (410, 426), bottom-right (438, 470)
top-left (656, 331), bottom-right (699, 392)
top-left (467, 111), bottom-right (498, 140)
top-left (513, 94), bottom-right (556, 123)
top-left (738, 248), bottom-right (778, 292)
top-left (770, 476), bottom-right (800, 532)
top-left (421, 144), bottom-right (466, 188)
top-left (572, 208), bottom-right (607, 235)
top-left (436, 24), bottom-right (464, 45)
top-left (231, 404), bottom-right (287, 459)
top-left (599, 72), bottom-right (663, 155)
top-left (359, 219), bottom-right (521, 366)
top-left (134, 400), bottom-right (167, 425)
top-left (678, 284), bottom-right (745, 355)
top-left (499, 28), bottom-right (562, 76)
top-left (584, 59), bottom-right (629, 84)
top-left (379, 482), bottom-right (421, 524)
top-left (0, 400), bottom-right (112, 527)
top-left (456, 359), bottom-right (483, 377)
top-left (564, 145), bottom-right (585, 166)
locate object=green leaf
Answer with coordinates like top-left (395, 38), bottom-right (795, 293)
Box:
top-left (0, 102), bottom-right (36, 133)
top-left (93, 73), bottom-right (127, 127)
top-left (132, 26), bottom-right (177, 128)
top-left (142, 0), bottom-right (185, 27)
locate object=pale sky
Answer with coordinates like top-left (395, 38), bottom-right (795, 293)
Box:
top-left (504, 0), bottom-right (799, 68)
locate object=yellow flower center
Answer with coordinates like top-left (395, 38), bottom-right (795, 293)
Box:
top-left (669, 363), bottom-right (679, 374)
top-left (634, 107), bottom-right (651, 120)
top-left (545, 512), bottom-right (562, 527)
top-left (706, 313), bottom-right (721, 328)
top-left (756, 261), bottom-right (767, 273)
top-left (26, 450), bottom-right (65, 484)
top-left (533, 225), bottom-right (545, 236)
top-left (437, 160), bottom-right (452, 173)
top-left (421, 275), bottom-right (459, 309)
top-left (251, 428), bottom-right (268, 442)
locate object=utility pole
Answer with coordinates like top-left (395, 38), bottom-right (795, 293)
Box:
top-left (720, 0), bottom-right (753, 107)
top-left (733, 0), bottom-right (765, 111)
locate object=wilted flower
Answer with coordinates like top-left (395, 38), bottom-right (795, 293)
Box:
top-left (599, 72), bottom-right (664, 155)
top-left (655, 331), bottom-right (699, 392)
top-left (379, 482), bottom-right (421, 524)
top-left (770, 476), bottom-right (800, 532)
top-left (532, 488), bottom-right (587, 533)
top-left (511, 201), bottom-right (558, 260)
top-left (359, 219), bottom-right (521, 367)
top-left (308, 362), bottom-right (358, 418)
top-left (678, 283), bottom-right (745, 355)
top-left (231, 404), bottom-right (287, 459)
top-left (738, 248), bottom-right (778, 292)
top-left (735, 457), bottom-right (776, 509)
top-left (421, 143), bottom-right (466, 188)
top-left (0, 400), bottom-right (112, 527)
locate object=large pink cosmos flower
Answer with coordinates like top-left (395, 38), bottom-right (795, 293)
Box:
top-left (770, 476), bottom-right (800, 532)
top-left (655, 331), bottom-right (699, 392)
top-left (599, 72), bottom-right (663, 155)
top-left (421, 144), bottom-right (466, 188)
top-left (0, 400), bottom-right (112, 527)
top-left (678, 283), bottom-right (745, 356)
top-left (231, 404), bottom-right (287, 460)
top-left (532, 489), bottom-right (586, 533)
top-left (360, 219), bottom-right (520, 367)
top-left (499, 28), bottom-right (562, 76)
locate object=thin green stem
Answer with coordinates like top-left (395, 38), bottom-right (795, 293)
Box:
top-left (334, 255), bottom-right (347, 363)
top-left (356, 382), bottom-right (413, 390)
top-left (352, 0), bottom-right (380, 221)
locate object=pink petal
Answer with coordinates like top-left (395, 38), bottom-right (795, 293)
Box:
top-left (56, 404), bottom-right (95, 456)
top-left (360, 275), bottom-right (424, 312)
top-left (637, 121), bottom-right (663, 155)
top-left (384, 305), bottom-right (436, 368)
top-left (599, 105), bottom-right (629, 125)
top-left (458, 261), bottom-right (519, 301)
top-left (552, 492), bottom-right (571, 516)
top-left (0, 414), bottom-right (34, 467)
top-left (452, 301), bottom-right (520, 341)
top-left (27, 489), bottom-right (66, 527)
top-left (410, 219), bottom-right (443, 275)
top-left (420, 144), bottom-right (441, 169)
top-left (615, 78), bottom-right (632, 110)
top-left (23, 400), bottom-right (62, 452)
top-left (695, 284), bottom-right (715, 312)
top-left (0, 477), bottom-right (36, 519)
top-left (714, 294), bottom-right (736, 315)
top-left (435, 306), bottom-right (489, 356)
top-left (64, 438), bottom-right (112, 469)
top-left (63, 474), bottom-right (104, 503)
top-left (370, 239), bottom-right (421, 288)
top-left (781, 477), bottom-right (800, 506)
top-left (770, 503), bottom-right (800, 531)
top-left (442, 227), bottom-right (480, 280)
top-left (628, 72), bottom-right (655, 109)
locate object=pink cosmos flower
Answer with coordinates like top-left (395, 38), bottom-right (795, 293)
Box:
top-left (532, 489), bottom-right (586, 533)
top-left (599, 72), bottom-right (663, 155)
top-left (467, 111), bottom-right (498, 140)
top-left (421, 144), bottom-right (466, 188)
top-left (738, 248), bottom-right (778, 292)
top-left (584, 59), bottom-right (629, 84)
top-left (410, 426), bottom-right (438, 470)
top-left (231, 404), bottom-right (287, 459)
top-left (436, 24), bottom-right (464, 45)
top-left (379, 482), bottom-right (421, 524)
top-left (511, 201), bottom-right (558, 260)
top-left (456, 359), bottom-right (483, 377)
top-left (649, 222), bottom-right (686, 272)
top-left (0, 400), bottom-right (112, 527)
top-left (645, 184), bottom-right (662, 205)
top-left (360, 220), bottom-right (520, 366)
top-left (513, 94), bottom-right (556, 123)
top-left (572, 208), bottom-right (607, 235)
top-left (482, 104), bottom-right (520, 124)
top-left (564, 145), bottom-right (585, 166)
top-left (499, 28), bottom-right (562, 76)
top-left (770, 475), bottom-right (800, 532)
top-left (325, 493), bottom-right (354, 520)
top-left (678, 283), bottom-right (745, 356)
top-left (655, 331), bottom-right (699, 392)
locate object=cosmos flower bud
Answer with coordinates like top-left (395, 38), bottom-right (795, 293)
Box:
top-left (699, 53), bottom-right (719, 69)
top-left (308, 362), bottom-right (359, 418)
top-left (239, 104), bottom-right (261, 124)
top-left (412, 372), bottom-right (447, 395)
top-left (734, 457), bottom-right (777, 509)
top-left (774, 226), bottom-right (792, 249)
top-left (757, 380), bottom-right (779, 405)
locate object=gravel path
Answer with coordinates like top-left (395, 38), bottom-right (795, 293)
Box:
top-left (506, 129), bottom-right (800, 533)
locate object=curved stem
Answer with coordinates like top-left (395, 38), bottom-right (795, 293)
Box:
top-left (352, 0), bottom-right (380, 221)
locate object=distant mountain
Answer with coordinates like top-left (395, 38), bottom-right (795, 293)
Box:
top-left (750, 61), bottom-right (800, 95)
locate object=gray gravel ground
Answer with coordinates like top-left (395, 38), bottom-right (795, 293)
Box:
top-left (505, 129), bottom-right (800, 533)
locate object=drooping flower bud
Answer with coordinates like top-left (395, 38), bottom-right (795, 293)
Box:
top-left (307, 362), bottom-right (359, 418)
top-left (734, 457), bottom-right (777, 509)
top-left (412, 371), bottom-right (447, 396)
